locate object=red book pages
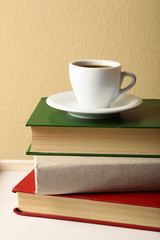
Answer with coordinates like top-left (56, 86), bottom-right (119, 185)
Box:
top-left (12, 170), bottom-right (160, 231)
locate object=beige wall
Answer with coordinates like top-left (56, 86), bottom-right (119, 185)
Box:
top-left (0, 0), bottom-right (160, 159)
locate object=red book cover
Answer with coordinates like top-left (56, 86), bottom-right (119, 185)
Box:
top-left (12, 170), bottom-right (160, 232)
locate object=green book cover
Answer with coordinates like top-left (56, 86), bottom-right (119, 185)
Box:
top-left (26, 144), bottom-right (160, 158)
top-left (26, 98), bottom-right (160, 128)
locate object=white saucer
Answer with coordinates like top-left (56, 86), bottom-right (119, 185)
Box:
top-left (46, 91), bottom-right (142, 119)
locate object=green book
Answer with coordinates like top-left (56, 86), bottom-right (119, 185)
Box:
top-left (26, 98), bottom-right (160, 157)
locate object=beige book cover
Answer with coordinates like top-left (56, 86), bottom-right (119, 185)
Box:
top-left (35, 155), bottom-right (160, 195)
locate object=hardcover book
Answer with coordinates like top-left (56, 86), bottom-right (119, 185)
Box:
top-left (26, 98), bottom-right (160, 157)
top-left (34, 155), bottom-right (160, 195)
top-left (13, 170), bottom-right (160, 232)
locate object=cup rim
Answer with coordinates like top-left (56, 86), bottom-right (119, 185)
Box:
top-left (69, 59), bottom-right (121, 68)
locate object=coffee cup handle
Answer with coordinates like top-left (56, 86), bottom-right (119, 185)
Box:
top-left (119, 71), bottom-right (136, 96)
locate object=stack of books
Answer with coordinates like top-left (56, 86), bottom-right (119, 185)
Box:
top-left (13, 97), bottom-right (160, 231)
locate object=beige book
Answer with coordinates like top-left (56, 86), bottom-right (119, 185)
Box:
top-left (35, 155), bottom-right (160, 195)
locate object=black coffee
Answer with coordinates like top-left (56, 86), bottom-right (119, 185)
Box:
top-left (80, 65), bottom-right (112, 68)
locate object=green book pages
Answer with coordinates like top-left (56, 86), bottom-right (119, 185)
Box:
top-left (26, 98), bottom-right (160, 128)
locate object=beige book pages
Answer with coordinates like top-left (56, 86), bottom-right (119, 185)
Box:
top-left (31, 127), bottom-right (160, 155)
top-left (18, 192), bottom-right (160, 228)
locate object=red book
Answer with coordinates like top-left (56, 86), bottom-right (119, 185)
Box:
top-left (12, 170), bottom-right (160, 232)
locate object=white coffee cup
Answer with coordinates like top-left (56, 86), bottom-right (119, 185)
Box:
top-left (69, 59), bottom-right (136, 109)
